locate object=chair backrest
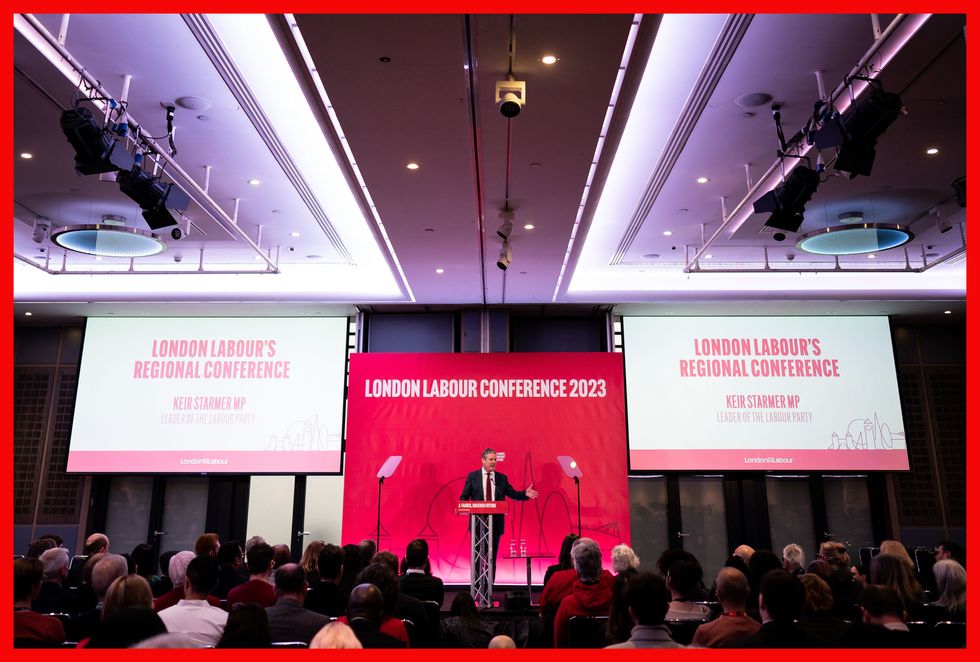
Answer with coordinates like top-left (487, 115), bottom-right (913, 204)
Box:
top-left (858, 546), bottom-right (880, 571)
top-left (401, 618), bottom-right (416, 645)
top-left (694, 601), bottom-right (722, 616)
top-left (932, 621), bottom-right (966, 648)
top-left (567, 615), bottom-right (608, 648)
top-left (421, 600), bottom-right (441, 643)
top-left (666, 618), bottom-right (709, 646)
top-left (271, 641), bottom-right (308, 648)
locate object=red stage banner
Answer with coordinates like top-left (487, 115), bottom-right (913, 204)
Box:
top-left (343, 352), bottom-right (630, 585)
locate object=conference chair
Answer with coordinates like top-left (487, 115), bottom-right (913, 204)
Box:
top-left (271, 641), bottom-right (308, 648)
top-left (401, 618), bottom-right (416, 646)
top-left (567, 615), bottom-right (608, 648)
top-left (421, 600), bottom-right (441, 644)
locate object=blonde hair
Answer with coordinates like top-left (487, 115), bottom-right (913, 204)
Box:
top-left (818, 541), bottom-right (850, 571)
top-left (102, 574), bottom-right (153, 620)
top-left (310, 621), bottom-right (363, 649)
top-left (611, 544), bottom-right (640, 574)
top-left (878, 540), bottom-right (914, 571)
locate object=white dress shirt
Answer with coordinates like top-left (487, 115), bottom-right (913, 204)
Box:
top-left (482, 470), bottom-right (495, 500)
top-left (158, 599), bottom-right (228, 646)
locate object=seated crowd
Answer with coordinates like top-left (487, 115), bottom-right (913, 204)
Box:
top-left (13, 531), bottom-right (965, 648)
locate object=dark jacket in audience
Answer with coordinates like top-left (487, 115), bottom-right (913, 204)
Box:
top-left (348, 617), bottom-right (407, 648)
top-left (399, 572), bottom-right (444, 605)
top-left (305, 580), bottom-right (349, 617)
top-left (797, 611), bottom-right (850, 645)
top-left (839, 623), bottom-right (920, 648)
top-left (265, 597), bottom-right (332, 644)
top-left (32, 581), bottom-right (80, 615)
top-left (726, 621), bottom-right (817, 648)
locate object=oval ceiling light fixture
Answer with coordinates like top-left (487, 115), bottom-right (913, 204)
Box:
top-left (796, 223), bottom-right (913, 256)
top-left (541, 54), bottom-right (559, 65)
top-left (20, 152), bottom-right (33, 159)
top-left (523, 224), bottom-right (535, 230)
top-left (406, 162), bottom-right (420, 170)
top-left (51, 223), bottom-right (167, 257)
top-left (435, 267), bottom-right (445, 274)
top-left (662, 230), bottom-right (672, 236)
top-left (247, 178), bottom-right (261, 186)
top-left (926, 147), bottom-right (940, 155)
top-left (696, 176), bottom-right (710, 184)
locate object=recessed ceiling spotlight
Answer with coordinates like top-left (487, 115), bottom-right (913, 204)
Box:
top-left (247, 178), bottom-right (261, 186)
top-left (290, 231), bottom-right (300, 238)
top-left (944, 310), bottom-right (952, 315)
top-left (435, 267), bottom-right (445, 274)
top-left (524, 224), bottom-right (535, 230)
top-left (541, 55), bottom-right (559, 65)
top-left (19, 152), bottom-right (33, 159)
top-left (24, 311), bottom-right (32, 316)
top-left (867, 253), bottom-right (876, 259)
top-left (926, 147), bottom-right (940, 155)
top-left (696, 177), bottom-right (710, 184)
top-left (662, 230), bottom-right (673, 236)
top-left (704, 254), bottom-right (713, 259)
top-left (406, 162), bottom-right (420, 170)
top-left (734, 92), bottom-right (773, 108)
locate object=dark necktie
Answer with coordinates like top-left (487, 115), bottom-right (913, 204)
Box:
top-left (486, 473), bottom-right (492, 501)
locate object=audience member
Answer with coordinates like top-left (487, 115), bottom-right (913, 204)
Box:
top-left (840, 585), bottom-right (918, 647)
top-left (935, 540), bottom-right (966, 568)
top-left (665, 559), bottom-right (711, 620)
top-left (86, 605), bottom-right (166, 648)
top-left (440, 592), bottom-right (494, 648)
top-left (151, 550), bottom-right (178, 597)
top-left (33, 547), bottom-right (79, 614)
top-left (129, 543), bottom-right (158, 589)
top-left (870, 552), bottom-right (927, 621)
top-left (157, 555), bottom-right (228, 646)
top-left (606, 571), bottom-right (682, 648)
top-left (245, 535), bottom-right (266, 553)
top-left (84, 533), bottom-right (110, 556)
top-left (611, 543), bottom-right (641, 576)
top-left (26, 537), bottom-right (57, 559)
top-left (344, 583), bottom-right (406, 648)
top-left (554, 537), bottom-right (614, 647)
top-left (349, 563), bottom-right (411, 645)
top-left (216, 603), bottom-right (272, 648)
top-left (310, 621), bottom-right (363, 649)
top-left (306, 543), bottom-right (349, 617)
top-left (817, 540), bottom-right (861, 620)
top-left (226, 541), bottom-right (276, 609)
top-left (369, 551), bottom-right (430, 645)
top-left (71, 553), bottom-right (129, 641)
top-left (399, 538), bottom-right (445, 605)
top-left (691, 567), bottom-right (759, 647)
top-left (213, 540), bottom-right (247, 598)
top-left (782, 543), bottom-right (805, 575)
top-left (39, 533), bottom-right (64, 547)
top-left (14, 558), bottom-right (66, 644)
top-left (543, 533), bottom-right (579, 589)
top-left (265, 563), bottom-right (332, 644)
top-left (747, 549), bottom-right (783, 610)
top-left (359, 539), bottom-right (378, 566)
top-left (195, 533), bottom-right (221, 559)
top-left (539, 539), bottom-right (615, 647)
top-left (339, 543), bottom-right (365, 594)
top-left (154, 551), bottom-right (222, 612)
top-left (796, 573), bottom-right (849, 645)
top-left (102, 574), bottom-right (154, 620)
top-left (879, 540), bottom-right (916, 571)
top-left (604, 571), bottom-right (635, 646)
top-left (270, 543), bottom-right (291, 583)
top-left (72, 551), bottom-right (105, 613)
top-left (850, 562), bottom-right (869, 589)
top-left (489, 634), bottom-right (516, 648)
top-left (732, 544), bottom-right (755, 565)
top-left (930, 559), bottom-right (966, 621)
top-left (300, 539), bottom-right (326, 586)
top-left (728, 570), bottom-right (812, 648)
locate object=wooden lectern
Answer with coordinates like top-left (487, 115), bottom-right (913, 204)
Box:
top-left (456, 500), bottom-right (508, 608)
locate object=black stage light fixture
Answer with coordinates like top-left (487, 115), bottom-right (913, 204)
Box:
top-left (753, 166), bottom-right (821, 233)
top-left (60, 107), bottom-right (134, 175)
top-left (117, 168), bottom-right (191, 230)
top-left (814, 88), bottom-right (904, 178)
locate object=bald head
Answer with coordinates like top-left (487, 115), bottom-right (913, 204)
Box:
top-left (714, 567), bottom-right (750, 610)
top-left (348, 583), bottom-right (384, 623)
top-left (85, 533), bottom-right (110, 555)
top-left (489, 635), bottom-right (516, 649)
top-left (92, 554), bottom-right (129, 601)
top-left (733, 545), bottom-right (755, 565)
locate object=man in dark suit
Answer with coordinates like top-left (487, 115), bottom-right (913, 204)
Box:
top-left (346, 584), bottom-right (406, 648)
top-left (398, 539), bottom-right (444, 605)
top-left (265, 564), bottom-right (332, 645)
top-left (459, 447), bottom-right (539, 581)
top-left (306, 543), bottom-right (349, 617)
